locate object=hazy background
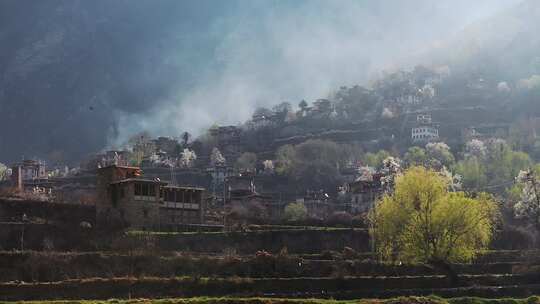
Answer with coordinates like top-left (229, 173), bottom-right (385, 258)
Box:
top-left (0, 0), bottom-right (524, 163)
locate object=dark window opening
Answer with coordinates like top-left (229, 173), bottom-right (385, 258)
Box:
top-left (142, 184), bottom-right (149, 196)
top-left (186, 191), bottom-right (192, 204)
top-left (135, 183), bottom-right (142, 195)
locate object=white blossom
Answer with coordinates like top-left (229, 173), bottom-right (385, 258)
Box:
top-left (180, 148), bottom-right (197, 168)
top-left (263, 160), bottom-right (275, 173)
top-left (465, 139), bottom-right (487, 159)
top-left (210, 147), bottom-right (226, 166)
top-left (356, 166), bottom-right (376, 182)
top-left (439, 166), bottom-right (462, 191)
top-left (514, 169), bottom-right (540, 225)
top-left (381, 107), bottom-right (394, 119)
top-left (380, 156), bottom-right (402, 193)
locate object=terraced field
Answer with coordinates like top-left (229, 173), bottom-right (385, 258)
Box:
top-left (0, 230), bottom-right (538, 301)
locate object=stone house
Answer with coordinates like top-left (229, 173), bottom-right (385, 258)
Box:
top-left (345, 167), bottom-right (384, 213)
top-left (96, 165), bottom-right (205, 230)
top-left (10, 159), bottom-right (50, 192)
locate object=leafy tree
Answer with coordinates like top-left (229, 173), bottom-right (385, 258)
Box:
top-left (453, 156), bottom-right (488, 190)
top-left (180, 131), bottom-right (191, 146)
top-left (283, 202), bottom-right (308, 222)
top-left (456, 139), bottom-right (531, 193)
top-left (276, 140), bottom-right (346, 191)
top-left (275, 144), bottom-right (296, 175)
top-left (235, 152), bottom-right (258, 172)
top-left (363, 150), bottom-right (391, 168)
top-left (370, 166), bottom-right (498, 264)
top-left (404, 147), bottom-right (428, 167)
top-left (293, 140), bottom-right (342, 187)
top-left (373, 70), bottom-right (417, 101)
top-left (426, 142), bottom-right (455, 168)
top-left (332, 85), bottom-right (377, 121)
top-left (485, 140), bottom-right (531, 187)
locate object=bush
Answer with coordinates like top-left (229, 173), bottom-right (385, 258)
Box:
top-left (283, 202), bottom-right (307, 222)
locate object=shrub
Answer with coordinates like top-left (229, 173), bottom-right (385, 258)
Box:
top-left (283, 202), bottom-right (307, 222)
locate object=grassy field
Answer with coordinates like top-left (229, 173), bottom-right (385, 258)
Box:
top-left (1, 296), bottom-right (539, 304)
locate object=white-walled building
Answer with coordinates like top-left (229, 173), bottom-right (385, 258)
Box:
top-left (412, 114), bottom-right (439, 143)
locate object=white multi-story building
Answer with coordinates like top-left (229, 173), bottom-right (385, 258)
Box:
top-left (412, 126), bottom-right (439, 142)
top-left (412, 114), bottom-right (439, 143)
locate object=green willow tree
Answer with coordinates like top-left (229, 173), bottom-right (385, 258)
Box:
top-left (369, 167), bottom-right (498, 264)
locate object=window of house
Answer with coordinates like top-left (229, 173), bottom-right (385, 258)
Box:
top-left (194, 191), bottom-right (202, 203)
top-left (142, 183), bottom-right (149, 196)
top-left (186, 191), bottom-right (192, 204)
top-left (135, 183), bottom-right (142, 195)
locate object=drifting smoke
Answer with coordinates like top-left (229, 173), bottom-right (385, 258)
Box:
top-left (0, 0), bottom-right (523, 162)
top-left (111, 0), bottom-right (522, 144)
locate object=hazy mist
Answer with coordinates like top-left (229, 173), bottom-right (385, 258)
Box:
top-left (0, 0), bottom-right (523, 162)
